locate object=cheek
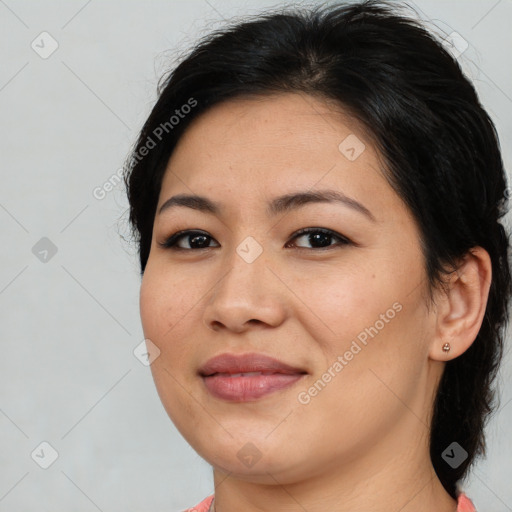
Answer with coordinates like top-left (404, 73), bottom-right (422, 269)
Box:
top-left (298, 255), bottom-right (429, 379)
top-left (290, 262), bottom-right (401, 353)
top-left (139, 270), bottom-right (167, 340)
top-left (139, 266), bottom-right (200, 419)
top-left (139, 265), bottom-right (195, 355)
top-left (321, 287), bottom-right (429, 413)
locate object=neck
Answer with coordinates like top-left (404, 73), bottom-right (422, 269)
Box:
top-left (212, 459), bottom-right (456, 512)
top-left (211, 409), bottom-right (457, 512)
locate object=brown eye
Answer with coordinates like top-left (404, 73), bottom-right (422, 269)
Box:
top-left (158, 227), bottom-right (351, 252)
top-left (286, 228), bottom-right (351, 250)
top-left (158, 230), bottom-right (219, 250)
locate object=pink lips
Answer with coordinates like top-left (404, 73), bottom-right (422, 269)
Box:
top-left (199, 352), bottom-right (307, 402)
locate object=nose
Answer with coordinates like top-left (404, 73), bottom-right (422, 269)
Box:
top-left (202, 245), bottom-right (287, 333)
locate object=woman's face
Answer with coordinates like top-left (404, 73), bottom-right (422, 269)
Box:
top-left (140, 93), bottom-right (442, 483)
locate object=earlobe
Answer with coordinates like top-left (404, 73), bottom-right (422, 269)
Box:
top-left (429, 247), bottom-right (492, 361)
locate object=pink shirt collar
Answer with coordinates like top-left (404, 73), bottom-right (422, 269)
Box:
top-left (185, 492), bottom-right (477, 511)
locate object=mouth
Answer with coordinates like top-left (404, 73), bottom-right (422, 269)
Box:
top-left (198, 352), bottom-right (308, 402)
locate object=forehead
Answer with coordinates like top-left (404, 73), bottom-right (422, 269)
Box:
top-left (169, 93), bottom-right (372, 158)
top-left (158, 93), bottom-right (403, 221)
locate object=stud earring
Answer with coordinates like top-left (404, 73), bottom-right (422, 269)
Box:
top-left (442, 342), bottom-right (451, 353)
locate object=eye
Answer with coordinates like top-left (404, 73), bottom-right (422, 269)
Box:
top-left (158, 227), bottom-right (351, 251)
top-left (285, 227), bottom-right (351, 250)
top-left (158, 230), bottom-right (219, 250)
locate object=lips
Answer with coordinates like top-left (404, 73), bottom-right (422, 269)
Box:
top-left (198, 352), bottom-right (307, 377)
top-left (199, 352), bottom-right (308, 402)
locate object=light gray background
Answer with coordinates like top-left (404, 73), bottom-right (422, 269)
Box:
top-left (1, 0), bottom-right (511, 511)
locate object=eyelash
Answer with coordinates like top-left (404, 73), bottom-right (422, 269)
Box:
top-left (157, 227), bottom-right (352, 252)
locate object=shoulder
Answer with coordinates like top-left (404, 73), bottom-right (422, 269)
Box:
top-left (457, 491), bottom-right (477, 512)
top-left (182, 494), bottom-right (214, 512)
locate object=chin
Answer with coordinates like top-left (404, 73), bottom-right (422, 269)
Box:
top-left (194, 434), bottom-right (306, 480)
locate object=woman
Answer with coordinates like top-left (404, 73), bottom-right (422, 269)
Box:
top-left (123, 1), bottom-right (511, 510)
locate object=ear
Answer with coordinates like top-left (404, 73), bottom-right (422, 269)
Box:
top-left (429, 247), bottom-right (492, 361)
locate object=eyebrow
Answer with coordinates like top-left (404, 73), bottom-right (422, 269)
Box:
top-left (157, 189), bottom-right (376, 222)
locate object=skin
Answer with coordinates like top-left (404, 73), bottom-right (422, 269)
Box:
top-left (139, 92), bottom-right (492, 512)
